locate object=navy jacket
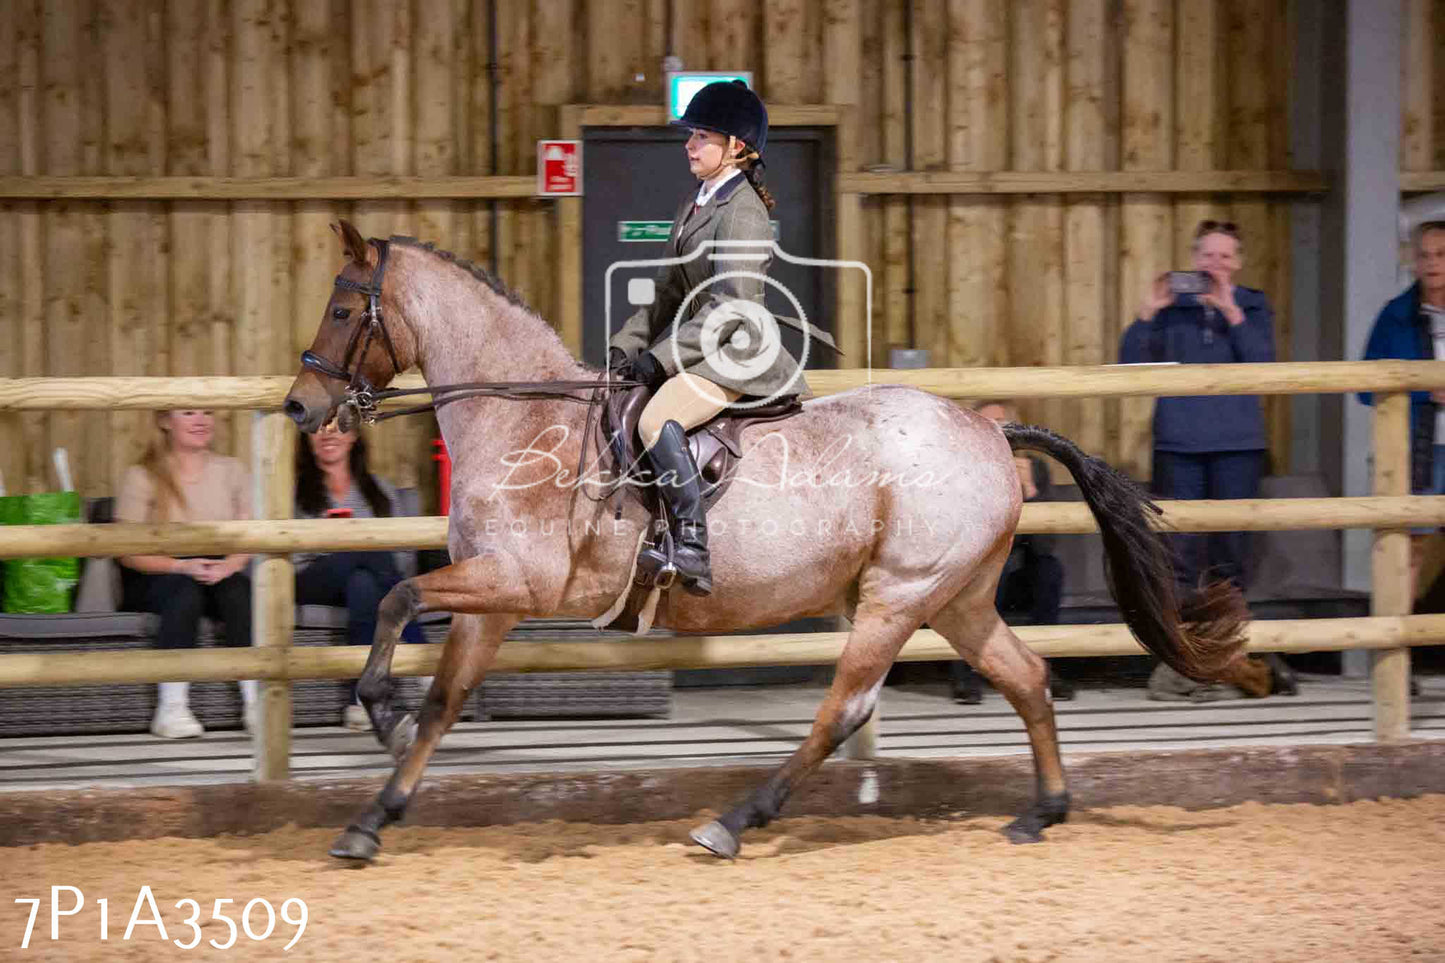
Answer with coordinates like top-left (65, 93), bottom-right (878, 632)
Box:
top-left (1358, 283), bottom-right (1432, 404)
top-left (1118, 285), bottom-right (1275, 453)
top-left (1358, 283), bottom-right (1435, 492)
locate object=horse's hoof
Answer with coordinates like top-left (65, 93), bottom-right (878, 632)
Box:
top-left (1003, 814), bottom-right (1049, 845)
top-left (689, 820), bottom-right (740, 859)
top-left (386, 712), bottom-right (417, 762)
top-left (329, 825), bottom-right (381, 862)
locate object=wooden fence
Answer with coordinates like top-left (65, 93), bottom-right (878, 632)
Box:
top-left (0, 361), bottom-right (1442, 778)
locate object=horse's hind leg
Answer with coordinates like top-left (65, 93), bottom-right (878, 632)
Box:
top-left (690, 610), bottom-right (917, 859)
top-left (331, 612), bottom-right (516, 861)
top-left (929, 590), bottom-right (1069, 844)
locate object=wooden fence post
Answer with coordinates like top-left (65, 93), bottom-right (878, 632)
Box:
top-left (1371, 392), bottom-right (1412, 740)
top-left (842, 706), bottom-right (879, 761)
top-left (251, 410), bottom-right (295, 779)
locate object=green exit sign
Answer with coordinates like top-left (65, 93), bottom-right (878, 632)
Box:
top-left (618, 221), bottom-right (673, 242)
top-left (617, 220), bottom-right (781, 243)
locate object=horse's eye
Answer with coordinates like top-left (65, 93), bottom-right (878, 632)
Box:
top-left (332, 307), bottom-right (351, 321)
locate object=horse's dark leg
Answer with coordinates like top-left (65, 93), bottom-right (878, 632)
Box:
top-left (929, 589), bottom-right (1070, 844)
top-left (690, 610), bottom-right (916, 859)
top-left (355, 551), bottom-right (527, 755)
top-left (331, 612), bottom-right (516, 861)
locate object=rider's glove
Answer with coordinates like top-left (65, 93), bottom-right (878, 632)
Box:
top-left (630, 351), bottom-right (668, 391)
top-left (607, 347), bottom-right (632, 381)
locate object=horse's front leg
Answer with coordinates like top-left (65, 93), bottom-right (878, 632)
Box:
top-left (331, 611), bottom-right (517, 862)
top-left (355, 549), bottom-right (534, 754)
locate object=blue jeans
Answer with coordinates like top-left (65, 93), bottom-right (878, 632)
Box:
top-left (1152, 449), bottom-right (1263, 597)
top-left (296, 552), bottom-right (423, 703)
top-left (1410, 444), bottom-right (1445, 534)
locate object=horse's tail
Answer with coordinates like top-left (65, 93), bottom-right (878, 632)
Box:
top-left (1002, 423), bottom-right (1248, 682)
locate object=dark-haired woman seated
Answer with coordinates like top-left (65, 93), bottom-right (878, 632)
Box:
top-left (294, 422), bottom-right (423, 731)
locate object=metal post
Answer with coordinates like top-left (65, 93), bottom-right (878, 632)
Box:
top-left (251, 411), bottom-right (295, 779)
top-left (1371, 392), bottom-right (1412, 740)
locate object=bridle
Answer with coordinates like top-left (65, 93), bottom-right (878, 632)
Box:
top-left (301, 235), bottom-right (629, 426)
top-left (300, 238), bottom-right (405, 420)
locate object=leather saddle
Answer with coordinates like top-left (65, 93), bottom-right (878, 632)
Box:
top-left (597, 385), bottom-right (803, 514)
top-left (587, 385), bottom-right (801, 631)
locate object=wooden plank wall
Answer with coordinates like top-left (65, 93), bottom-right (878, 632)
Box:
top-left (0, 0), bottom-right (1440, 498)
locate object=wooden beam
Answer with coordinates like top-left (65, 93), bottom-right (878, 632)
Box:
top-left (251, 411), bottom-right (294, 780)
top-left (7, 614), bottom-right (1445, 687)
top-left (0, 175), bottom-right (538, 199)
top-left (574, 104), bottom-right (840, 127)
top-left (1371, 392), bottom-right (1413, 741)
top-left (557, 105), bottom-right (584, 356)
top-left (3, 495), bottom-right (1445, 560)
top-left (1401, 171), bottom-right (1445, 192)
top-left (4, 360), bottom-right (1445, 411)
top-left (839, 169), bottom-right (1329, 194)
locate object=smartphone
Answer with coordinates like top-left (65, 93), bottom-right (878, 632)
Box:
top-left (325, 507), bottom-right (353, 519)
top-left (1166, 271), bottom-right (1212, 295)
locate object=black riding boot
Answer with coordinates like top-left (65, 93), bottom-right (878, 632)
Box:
top-left (640, 419), bottom-right (713, 596)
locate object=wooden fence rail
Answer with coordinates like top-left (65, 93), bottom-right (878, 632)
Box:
top-left (1, 496), bottom-right (1444, 559)
top-left (5, 615), bottom-right (1445, 689)
top-left (2, 361), bottom-right (1445, 410)
top-left (0, 362), bottom-right (1434, 776)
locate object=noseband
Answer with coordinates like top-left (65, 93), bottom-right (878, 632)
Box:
top-left (300, 237), bottom-right (405, 419)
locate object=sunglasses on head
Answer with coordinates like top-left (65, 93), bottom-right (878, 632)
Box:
top-left (1195, 219), bottom-right (1240, 239)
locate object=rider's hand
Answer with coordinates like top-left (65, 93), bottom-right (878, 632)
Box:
top-left (607, 347), bottom-right (632, 381)
top-left (631, 351), bottom-right (668, 391)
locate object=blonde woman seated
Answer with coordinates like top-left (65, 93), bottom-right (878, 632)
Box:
top-left (116, 410), bottom-right (255, 739)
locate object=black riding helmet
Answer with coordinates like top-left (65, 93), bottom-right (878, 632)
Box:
top-left (670, 79), bottom-right (768, 157)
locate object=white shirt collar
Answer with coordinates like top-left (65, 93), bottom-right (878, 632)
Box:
top-left (694, 168), bottom-right (742, 207)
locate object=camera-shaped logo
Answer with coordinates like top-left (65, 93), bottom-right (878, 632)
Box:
top-left (605, 239), bottom-right (873, 410)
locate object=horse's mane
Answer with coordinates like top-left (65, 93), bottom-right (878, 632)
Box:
top-left (389, 235), bottom-right (587, 371)
top-left (390, 236), bottom-right (532, 313)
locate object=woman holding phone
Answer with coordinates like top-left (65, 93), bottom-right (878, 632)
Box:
top-left (295, 421), bottom-right (422, 730)
top-left (1118, 219), bottom-right (1275, 603)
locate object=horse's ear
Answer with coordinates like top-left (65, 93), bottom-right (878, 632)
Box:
top-left (331, 220), bottom-right (369, 266)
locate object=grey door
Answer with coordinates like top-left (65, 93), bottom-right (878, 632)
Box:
top-left (581, 126), bottom-right (834, 370)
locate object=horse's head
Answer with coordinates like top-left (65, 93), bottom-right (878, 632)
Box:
top-left (284, 220), bottom-right (406, 433)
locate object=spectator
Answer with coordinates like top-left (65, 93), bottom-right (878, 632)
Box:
top-left (116, 410), bottom-right (254, 739)
top-left (1359, 217), bottom-right (1445, 600)
top-left (294, 421), bottom-right (423, 731)
top-left (1119, 219), bottom-right (1275, 602)
top-left (950, 401), bottom-right (1075, 704)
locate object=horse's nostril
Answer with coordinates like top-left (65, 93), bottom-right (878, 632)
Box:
top-left (283, 398), bottom-right (308, 425)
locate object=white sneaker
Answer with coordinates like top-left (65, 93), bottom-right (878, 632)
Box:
top-left (151, 702), bottom-right (204, 739)
top-left (342, 704), bottom-right (372, 731)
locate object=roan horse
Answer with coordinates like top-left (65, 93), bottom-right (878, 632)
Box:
top-left (284, 220), bottom-right (1252, 862)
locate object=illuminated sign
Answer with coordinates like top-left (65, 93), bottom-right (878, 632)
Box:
top-left (666, 71), bottom-right (754, 121)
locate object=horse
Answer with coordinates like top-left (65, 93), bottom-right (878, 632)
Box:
top-left (283, 220), bottom-right (1251, 862)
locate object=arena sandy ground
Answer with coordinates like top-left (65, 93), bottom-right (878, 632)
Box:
top-left (4, 795), bottom-right (1443, 962)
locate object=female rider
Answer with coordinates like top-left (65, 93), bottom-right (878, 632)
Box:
top-left (608, 80), bottom-right (829, 597)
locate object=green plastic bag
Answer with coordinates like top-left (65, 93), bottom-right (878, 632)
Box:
top-left (0, 491), bottom-right (82, 613)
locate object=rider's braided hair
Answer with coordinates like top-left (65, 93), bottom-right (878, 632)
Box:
top-left (740, 148), bottom-right (775, 211)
